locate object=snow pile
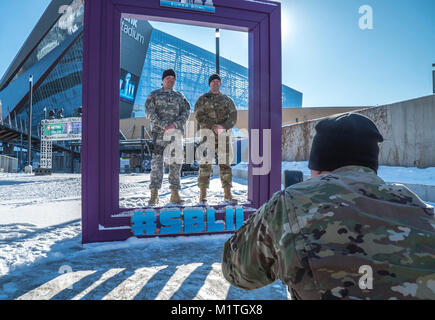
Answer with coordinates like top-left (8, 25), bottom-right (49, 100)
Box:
top-left (377, 166), bottom-right (435, 185)
top-left (233, 161), bottom-right (435, 186)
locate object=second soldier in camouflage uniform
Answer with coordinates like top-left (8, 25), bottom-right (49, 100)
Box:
top-left (146, 69), bottom-right (191, 205)
top-left (194, 74), bottom-right (238, 203)
top-left (222, 113), bottom-right (435, 300)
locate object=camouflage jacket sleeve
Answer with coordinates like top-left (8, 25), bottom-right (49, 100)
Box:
top-left (145, 93), bottom-right (166, 129)
top-left (222, 191), bottom-right (295, 290)
top-left (174, 94), bottom-right (191, 130)
top-left (221, 97), bottom-right (238, 130)
top-left (194, 97), bottom-right (215, 129)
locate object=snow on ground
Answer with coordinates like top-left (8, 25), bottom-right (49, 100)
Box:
top-left (0, 162), bottom-right (434, 300)
top-left (0, 172), bottom-right (284, 300)
top-left (234, 161), bottom-right (435, 186)
top-left (119, 173), bottom-right (248, 208)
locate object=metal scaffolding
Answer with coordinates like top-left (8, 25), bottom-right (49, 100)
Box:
top-left (40, 125), bottom-right (53, 169)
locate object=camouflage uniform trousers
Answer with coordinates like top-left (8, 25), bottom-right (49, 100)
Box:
top-left (198, 135), bottom-right (233, 189)
top-left (149, 132), bottom-right (182, 191)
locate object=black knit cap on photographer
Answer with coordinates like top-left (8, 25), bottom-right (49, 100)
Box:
top-left (308, 113), bottom-right (384, 173)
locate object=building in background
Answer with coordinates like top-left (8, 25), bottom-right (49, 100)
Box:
top-left (0, 0), bottom-right (303, 141)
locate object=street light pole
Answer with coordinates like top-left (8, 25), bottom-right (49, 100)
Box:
top-left (27, 75), bottom-right (33, 171)
top-left (216, 28), bottom-right (220, 74)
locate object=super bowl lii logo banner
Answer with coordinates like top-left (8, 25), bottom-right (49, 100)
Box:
top-left (160, 0), bottom-right (215, 13)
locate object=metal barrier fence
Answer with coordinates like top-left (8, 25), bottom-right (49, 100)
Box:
top-left (0, 155), bottom-right (18, 173)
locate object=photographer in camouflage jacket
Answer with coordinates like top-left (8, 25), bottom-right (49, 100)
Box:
top-left (222, 113), bottom-right (435, 300)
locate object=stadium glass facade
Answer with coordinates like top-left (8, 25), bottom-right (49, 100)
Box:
top-left (0, 0), bottom-right (303, 138)
top-left (18, 36), bottom-right (84, 136)
top-left (133, 28), bottom-right (251, 117)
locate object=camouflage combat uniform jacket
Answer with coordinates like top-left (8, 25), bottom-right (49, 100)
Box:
top-left (194, 92), bottom-right (237, 131)
top-left (146, 88), bottom-right (191, 135)
top-left (222, 166), bottom-right (435, 300)
top-left (145, 88), bottom-right (191, 191)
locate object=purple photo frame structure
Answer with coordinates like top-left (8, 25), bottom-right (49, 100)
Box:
top-left (82, 0), bottom-right (282, 244)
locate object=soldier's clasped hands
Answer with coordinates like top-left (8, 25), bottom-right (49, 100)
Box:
top-left (213, 124), bottom-right (225, 135)
top-left (164, 123), bottom-right (177, 132)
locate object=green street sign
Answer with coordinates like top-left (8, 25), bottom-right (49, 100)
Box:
top-left (44, 123), bottom-right (66, 136)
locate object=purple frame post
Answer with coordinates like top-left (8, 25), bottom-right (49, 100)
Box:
top-left (82, 0), bottom-right (282, 244)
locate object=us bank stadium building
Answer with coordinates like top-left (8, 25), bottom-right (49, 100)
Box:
top-left (0, 0), bottom-right (307, 173)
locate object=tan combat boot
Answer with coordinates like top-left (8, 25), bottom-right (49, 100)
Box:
top-left (170, 189), bottom-right (185, 205)
top-left (224, 186), bottom-right (237, 204)
top-left (148, 189), bottom-right (159, 206)
top-left (199, 187), bottom-right (208, 203)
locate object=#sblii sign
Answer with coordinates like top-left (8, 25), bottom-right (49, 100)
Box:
top-left (160, 0), bottom-right (215, 13)
top-left (131, 206), bottom-right (244, 236)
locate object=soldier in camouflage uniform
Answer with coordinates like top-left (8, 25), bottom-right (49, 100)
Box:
top-left (194, 74), bottom-right (238, 203)
top-left (145, 69), bottom-right (191, 205)
top-left (222, 113), bottom-right (435, 300)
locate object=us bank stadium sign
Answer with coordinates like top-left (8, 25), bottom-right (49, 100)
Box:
top-left (160, 0), bottom-right (215, 13)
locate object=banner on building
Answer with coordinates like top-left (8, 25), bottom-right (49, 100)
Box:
top-left (160, 0), bottom-right (215, 13)
top-left (120, 69), bottom-right (139, 103)
top-left (42, 117), bottom-right (82, 141)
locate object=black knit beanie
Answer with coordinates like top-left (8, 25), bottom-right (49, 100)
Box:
top-left (209, 73), bottom-right (221, 85)
top-left (308, 113), bottom-right (384, 173)
top-left (162, 69), bottom-right (176, 80)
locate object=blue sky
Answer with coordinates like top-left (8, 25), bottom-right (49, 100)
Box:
top-left (0, 0), bottom-right (434, 107)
